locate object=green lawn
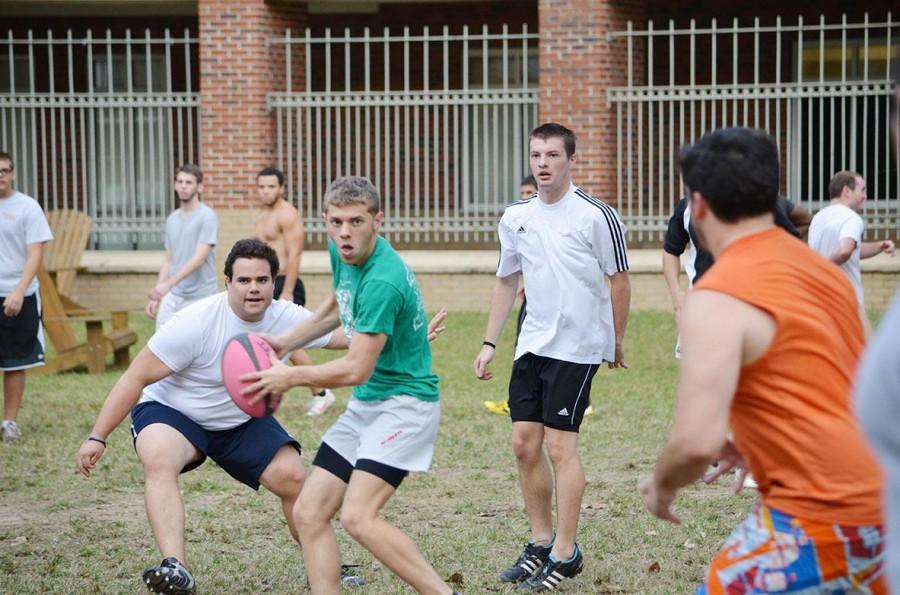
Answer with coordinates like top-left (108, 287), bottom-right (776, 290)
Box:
top-left (0, 310), bottom-right (759, 594)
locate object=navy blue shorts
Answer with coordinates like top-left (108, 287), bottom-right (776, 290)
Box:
top-left (130, 401), bottom-right (301, 490)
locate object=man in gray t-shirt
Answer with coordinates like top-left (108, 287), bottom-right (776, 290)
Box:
top-left (145, 164), bottom-right (218, 329)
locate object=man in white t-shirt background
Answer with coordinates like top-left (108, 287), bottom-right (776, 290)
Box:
top-left (808, 170), bottom-right (895, 306)
top-left (474, 123), bottom-right (631, 591)
top-left (145, 164), bottom-right (219, 329)
top-left (0, 150), bottom-right (54, 441)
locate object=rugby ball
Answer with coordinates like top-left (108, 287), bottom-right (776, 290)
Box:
top-left (221, 333), bottom-right (283, 418)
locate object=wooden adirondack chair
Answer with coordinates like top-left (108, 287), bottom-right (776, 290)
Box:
top-left (31, 210), bottom-right (138, 375)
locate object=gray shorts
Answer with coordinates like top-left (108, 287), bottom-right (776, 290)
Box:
top-left (321, 396), bottom-right (440, 473)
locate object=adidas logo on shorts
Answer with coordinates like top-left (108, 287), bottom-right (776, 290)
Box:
top-left (558, 407), bottom-right (569, 416)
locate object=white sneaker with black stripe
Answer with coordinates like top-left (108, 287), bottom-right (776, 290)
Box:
top-left (519, 544), bottom-right (584, 591)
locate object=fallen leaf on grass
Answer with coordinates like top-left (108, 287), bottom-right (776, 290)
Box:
top-left (647, 561), bottom-right (661, 573)
top-left (477, 511), bottom-right (496, 517)
top-left (447, 572), bottom-right (465, 587)
top-left (682, 539), bottom-right (697, 549)
top-left (645, 530), bottom-right (658, 536)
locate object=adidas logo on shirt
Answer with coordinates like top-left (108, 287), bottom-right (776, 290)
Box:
top-left (558, 407), bottom-right (569, 416)
top-left (517, 226), bottom-right (527, 234)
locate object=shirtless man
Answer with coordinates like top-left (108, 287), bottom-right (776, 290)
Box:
top-left (255, 167), bottom-right (335, 416)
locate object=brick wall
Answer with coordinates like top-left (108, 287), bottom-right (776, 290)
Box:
top-left (537, 0), bottom-right (645, 205)
top-left (198, 0), bottom-right (307, 209)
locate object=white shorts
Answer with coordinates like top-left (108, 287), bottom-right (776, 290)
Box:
top-left (156, 293), bottom-right (202, 329)
top-left (321, 396), bottom-right (441, 473)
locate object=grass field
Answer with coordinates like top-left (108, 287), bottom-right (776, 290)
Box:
top-left (0, 310), bottom-right (762, 594)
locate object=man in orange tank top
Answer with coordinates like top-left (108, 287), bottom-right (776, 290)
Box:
top-left (639, 127), bottom-right (886, 594)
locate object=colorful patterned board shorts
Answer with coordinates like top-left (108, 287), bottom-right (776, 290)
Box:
top-left (698, 503), bottom-right (886, 594)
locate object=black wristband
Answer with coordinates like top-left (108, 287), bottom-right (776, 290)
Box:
top-left (86, 435), bottom-right (107, 447)
top-left (482, 341), bottom-right (496, 349)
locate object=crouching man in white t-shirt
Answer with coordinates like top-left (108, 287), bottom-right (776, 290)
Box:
top-left (75, 238), bottom-right (365, 595)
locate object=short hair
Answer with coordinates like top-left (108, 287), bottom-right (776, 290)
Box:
top-left (679, 127), bottom-right (779, 223)
top-left (530, 123), bottom-right (577, 158)
top-left (175, 163), bottom-right (203, 184)
top-left (224, 238), bottom-right (280, 280)
top-left (520, 175), bottom-right (537, 188)
top-left (323, 176), bottom-right (381, 214)
top-left (257, 167), bottom-right (284, 186)
top-left (0, 151), bottom-right (13, 169)
top-left (828, 170), bottom-right (863, 199)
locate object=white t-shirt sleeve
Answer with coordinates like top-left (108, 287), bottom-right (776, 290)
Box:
top-left (198, 207), bottom-right (218, 246)
top-left (839, 214), bottom-right (864, 244)
top-left (25, 202), bottom-right (53, 245)
top-left (495, 215), bottom-right (521, 278)
top-left (147, 314), bottom-right (202, 373)
top-left (592, 211), bottom-right (630, 276)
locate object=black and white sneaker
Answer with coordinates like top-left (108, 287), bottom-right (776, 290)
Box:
top-left (142, 557), bottom-right (197, 594)
top-left (519, 545), bottom-right (584, 591)
top-left (500, 541), bottom-right (552, 583)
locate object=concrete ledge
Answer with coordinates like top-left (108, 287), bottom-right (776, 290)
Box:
top-left (72, 248), bottom-right (900, 314)
top-left (80, 248), bottom-right (714, 274)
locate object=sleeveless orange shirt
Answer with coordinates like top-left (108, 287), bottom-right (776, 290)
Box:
top-left (695, 227), bottom-right (882, 526)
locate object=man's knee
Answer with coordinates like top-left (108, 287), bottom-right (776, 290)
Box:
top-left (136, 425), bottom-right (198, 476)
top-left (261, 447), bottom-right (305, 500)
top-left (544, 430), bottom-right (578, 465)
top-left (338, 502), bottom-right (372, 542)
top-left (512, 426), bottom-right (544, 462)
top-left (293, 487), bottom-right (335, 531)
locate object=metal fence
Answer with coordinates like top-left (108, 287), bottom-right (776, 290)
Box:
top-left (608, 13), bottom-right (900, 243)
top-left (268, 25), bottom-right (539, 244)
top-left (0, 29), bottom-right (199, 248)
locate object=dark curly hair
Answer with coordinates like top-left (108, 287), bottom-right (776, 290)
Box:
top-left (224, 238), bottom-right (280, 279)
top-left (679, 127), bottom-right (779, 223)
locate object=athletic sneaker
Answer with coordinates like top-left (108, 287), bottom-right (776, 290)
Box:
top-left (500, 541), bottom-right (552, 583)
top-left (307, 389), bottom-right (336, 416)
top-left (520, 545), bottom-right (584, 591)
top-left (142, 557), bottom-right (196, 594)
top-left (340, 564), bottom-right (366, 587)
top-left (2, 420), bottom-right (22, 441)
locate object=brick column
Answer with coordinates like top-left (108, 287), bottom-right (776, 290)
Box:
top-left (538, 0), bottom-right (644, 203)
top-left (198, 0), bottom-right (306, 209)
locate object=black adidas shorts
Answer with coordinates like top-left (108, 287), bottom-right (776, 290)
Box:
top-left (508, 353), bottom-right (598, 432)
top-left (273, 275), bottom-right (306, 306)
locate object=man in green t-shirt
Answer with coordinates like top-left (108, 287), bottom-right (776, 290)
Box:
top-left (242, 176), bottom-right (456, 595)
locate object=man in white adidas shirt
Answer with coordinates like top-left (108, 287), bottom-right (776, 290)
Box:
top-left (474, 122), bottom-right (631, 592)
top-left (808, 171), bottom-right (895, 306)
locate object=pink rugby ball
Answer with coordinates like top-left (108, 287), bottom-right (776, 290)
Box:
top-left (221, 333), bottom-right (283, 418)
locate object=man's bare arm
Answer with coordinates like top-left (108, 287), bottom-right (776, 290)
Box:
top-left (608, 271), bottom-right (631, 368)
top-left (662, 252), bottom-right (686, 317)
top-left (473, 274), bottom-right (519, 380)
top-left (278, 206), bottom-right (305, 300)
top-left (860, 239), bottom-right (896, 259)
top-left (829, 237), bottom-right (857, 265)
top-left (150, 243), bottom-right (213, 300)
top-left (269, 294), bottom-right (342, 356)
top-left (243, 332), bottom-right (388, 399)
top-left (3, 242), bottom-right (43, 317)
top-left (76, 348), bottom-right (173, 477)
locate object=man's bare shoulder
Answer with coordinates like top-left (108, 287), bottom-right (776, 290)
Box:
top-left (275, 199), bottom-right (303, 225)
